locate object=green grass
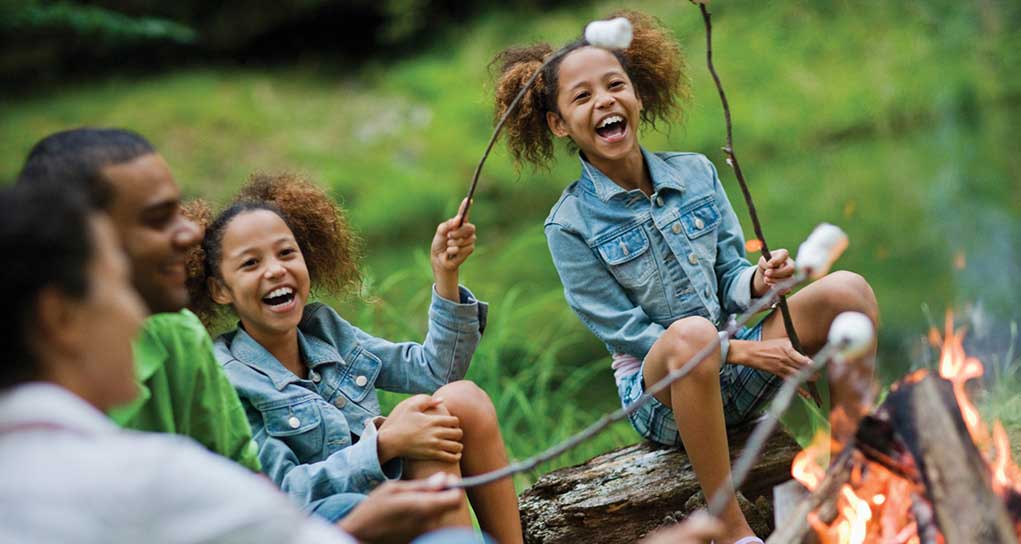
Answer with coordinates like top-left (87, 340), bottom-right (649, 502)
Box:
top-left (2, 0), bottom-right (1019, 488)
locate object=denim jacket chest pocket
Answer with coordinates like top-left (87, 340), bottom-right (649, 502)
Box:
top-left (594, 225), bottom-right (672, 321)
top-left (336, 347), bottom-right (383, 410)
top-left (679, 197), bottom-right (722, 259)
top-left (596, 226), bottom-right (655, 288)
top-left (259, 395), bottom-right (325, 461)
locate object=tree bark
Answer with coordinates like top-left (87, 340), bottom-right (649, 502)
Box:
top-left (519, 422), bottom-right (799, 543)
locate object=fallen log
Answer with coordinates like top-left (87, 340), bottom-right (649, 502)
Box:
top-left (519, 420), bottom-right (799, 543)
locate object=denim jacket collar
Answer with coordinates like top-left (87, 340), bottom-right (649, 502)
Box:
top-left (578, 148), bottom-right (687, 203)
top-left (228, 325), bottom-right (343, 391)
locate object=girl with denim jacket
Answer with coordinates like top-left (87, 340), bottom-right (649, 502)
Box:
top-left (185, 174), bottom-right (522, 542)
top-left (491, 10), bottom-right (878, 544)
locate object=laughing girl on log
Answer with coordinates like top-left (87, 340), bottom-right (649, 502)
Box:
top-left (491, 10), bottom-right (878, 544)
top-left (184, 174), bottom-right (522, 542)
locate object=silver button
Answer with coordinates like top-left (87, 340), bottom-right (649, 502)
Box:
top-left (694, 217), bottom-right (705, 229)
top-left (355, 375), bottom-right (368, 387)
top-left (705, 287), bottom-right (712, 298)
top-left (620, 242), bottom-right (629, 256)
top-left (334, 396), bottom-right (347, 409)
top-left (288, 416), bottom-right (301, 429)
top-left (688, 253), bottom-right (698, 265)
top-left (671, 223), bottom-right (682, 234)
top-left (310, 371), bottom-right (321, 383)
top-left (655, 196), bottom-right (664, 207)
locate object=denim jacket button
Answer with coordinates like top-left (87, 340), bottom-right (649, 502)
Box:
top-left (688, 253), bottom-right (698, 265)
top-left (310, 371), bottom-right (321, 383)
top-left (671, 223), bottom-right (682, 234)
top-left (334, 396), bottom-right (347, 409)
top-left (355, 375), bottom-right (368, 387)
top-left (655, 196), bottom-right (665, 207)
top-left (288, 416), bottom-right (301, 429)
top-left (694, 217), bottom-right (705, 230)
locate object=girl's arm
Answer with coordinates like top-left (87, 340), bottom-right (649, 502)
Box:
top-left (242, 395), bottom-right (402, 505)
top-left (546, 222), bottom-right (665, 358)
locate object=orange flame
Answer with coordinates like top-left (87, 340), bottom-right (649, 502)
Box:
top-left (792, 431), bottom-right (830, 491)
top-left (934, 312), bottom-right (987, 448)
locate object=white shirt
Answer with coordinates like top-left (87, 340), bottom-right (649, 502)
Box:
top-left (0, 383), bottom-right (356, 544)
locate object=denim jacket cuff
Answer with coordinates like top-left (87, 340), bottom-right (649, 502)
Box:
top-left (729, 265), bottom-right (760, 313)
top-left (430, 284), bottom-right (488, 334)
top-left (351, 418), bottom-right (403, 485)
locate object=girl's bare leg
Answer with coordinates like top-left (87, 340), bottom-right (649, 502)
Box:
top-left (759, 270), bottom-right (880, 440)
top-left (435, 380), bottom-right (524, 544)
top-left (643, 316), bottom-right (753, 544)
top-left (403, 402), bottom-right (473, 529)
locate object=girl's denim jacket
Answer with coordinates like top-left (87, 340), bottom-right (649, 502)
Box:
top-left (212, 286), bottom-right (487, 508)
top-left (544, 149), bottom-right (764, 361)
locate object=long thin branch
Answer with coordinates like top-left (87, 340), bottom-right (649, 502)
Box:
top-left (449, 274), bottom-right (804, 490)
top-left (698, 4), bottom-right (821, 406)
top-left (456, 50), bottom-right (566, 228)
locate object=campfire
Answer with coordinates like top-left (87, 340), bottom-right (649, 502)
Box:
top-left (772, 313), bottom-right (1021, 543)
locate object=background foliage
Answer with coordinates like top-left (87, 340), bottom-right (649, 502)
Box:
top-left (2, 0), bottom-right (1019, 487)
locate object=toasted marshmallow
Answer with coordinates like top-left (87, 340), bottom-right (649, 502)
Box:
top-left (828, 311), bottom-right (874, 360)
top-left (585, 17), bottom-right (633, 50)
top-left (796, 223), bottom-right (849, 279)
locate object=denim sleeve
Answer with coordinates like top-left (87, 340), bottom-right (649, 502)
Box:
top-left (247, 403), bottom-right (401, 504)
top-left (546, 223), bottom-right (665, 359)
top-left (356, 285), bottom-right (486, 394)
top-left (704, 158), bottom-right (763, 316)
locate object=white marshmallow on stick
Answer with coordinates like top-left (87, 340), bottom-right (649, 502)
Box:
top-left (584, 17), bottom-right (633, 50)
top-left (828, 311), bottom-right (875, 360)
top-left (796, 223), bottom-right (849, 279)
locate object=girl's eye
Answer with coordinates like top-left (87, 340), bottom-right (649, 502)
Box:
top-left (280, 248), bottom-right (296, 257)
top-left (609, 81), bottom-right (625, 89)
top-left (573, 92), bottom-right (590, 103)
top-left (241, 258), bottom-right (257, 269)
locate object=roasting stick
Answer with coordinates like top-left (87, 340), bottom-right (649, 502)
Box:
top-left (455, 17), bottom-right (632, 228)
top-left (693, 2), bottom-right (822, 407)
top-left (706, 312), bottom-right (875, 518)
top-left (450, 223), bottom-right (849, 490)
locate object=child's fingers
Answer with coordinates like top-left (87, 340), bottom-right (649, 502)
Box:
top-left (447, 223), bottom-right (475, 241)
top-left (435, 426), bottom-right (464, 442)
top-left (456, 197), bottom-right (471, 223)
top-left (429, 414), bottom-right (462, 429)
top-left (436, 439), bottom-right (464, 454)
top-left (767, 248), bottom-right (790, 268)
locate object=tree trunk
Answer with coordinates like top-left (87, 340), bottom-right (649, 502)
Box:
top-left (519, 422), bottom-right (799, 543)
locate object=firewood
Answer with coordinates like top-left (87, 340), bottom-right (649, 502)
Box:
top-left (765, 446), bottom-right (856, 544)
top-left (518, 422), bottom-right (798, 544)
top-left (886, 374), bottom-right (1017, 543)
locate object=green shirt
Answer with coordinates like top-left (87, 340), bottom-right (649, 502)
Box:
top-left (108, 309), bottom-right (262, 472)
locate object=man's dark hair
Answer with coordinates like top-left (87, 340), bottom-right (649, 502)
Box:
top-left (16, 128), bottom-right (156, 210)
top-left (0, 184), bottom-right (95, 389)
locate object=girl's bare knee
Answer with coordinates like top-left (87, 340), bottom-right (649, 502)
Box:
top-left (664, 317), bottom-right (721, 379)
top-left (435, 380), bottom-right (497, 427)
top-left (822, 271), bottom-right (879, 322)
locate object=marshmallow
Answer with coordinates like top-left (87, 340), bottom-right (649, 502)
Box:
top-left (828, 311), bottom-right (874, 359)
top-left (585, 17), bottom-right (633, 50)
top-left (796, 223), bottom-right (848, 279)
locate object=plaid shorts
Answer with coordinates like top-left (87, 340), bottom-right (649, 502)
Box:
top-left (617, 321), bottom-right (782, 446)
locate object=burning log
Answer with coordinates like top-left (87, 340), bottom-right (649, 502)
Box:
top-left (886, 374), bottom-right (1017, 543)
top-left (518, 422), bottom-right (798, 544)
top-left (768, 372), bottom-right (1018, 544)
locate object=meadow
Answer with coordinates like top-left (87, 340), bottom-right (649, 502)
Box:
top-left (2, 0), bottom-right (1018, 488)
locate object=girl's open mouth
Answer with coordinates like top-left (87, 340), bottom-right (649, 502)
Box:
top-left (262, 286), bottom-right (297, 312)
top-left (595, 115), bottom-right (627, 143)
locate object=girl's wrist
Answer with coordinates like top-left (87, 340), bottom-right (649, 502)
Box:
top-left (728, 339), bottom-right (750, 366)
top-left (433, 268), bottom-right (459, 302)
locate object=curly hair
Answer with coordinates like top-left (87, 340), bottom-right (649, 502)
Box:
top-left (492, 10), bottom-right (689, 169)
top-left (184, 173), bottom-right (362, 325)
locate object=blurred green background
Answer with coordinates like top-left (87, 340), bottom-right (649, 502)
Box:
top-left (2, 0), bottom-right (1019, 488)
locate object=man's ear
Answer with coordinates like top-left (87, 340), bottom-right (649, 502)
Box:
top-left (208, 277), bottom-right (233, 306)
top-left (546, 111), bottom-right (569, 138)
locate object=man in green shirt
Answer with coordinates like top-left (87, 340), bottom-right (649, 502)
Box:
top-left (17, 128), bottom-right (261, 471)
